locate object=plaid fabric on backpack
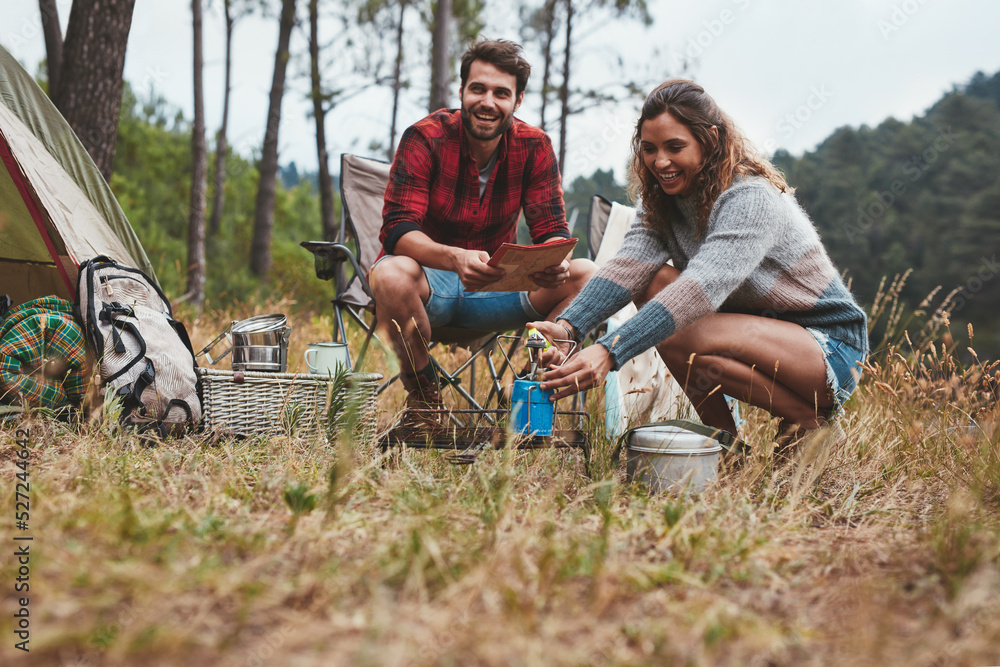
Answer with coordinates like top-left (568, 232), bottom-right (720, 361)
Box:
top-left (0, 296), bottom-right (89, 408)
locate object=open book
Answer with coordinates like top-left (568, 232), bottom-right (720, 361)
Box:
top-left (473, 238), bottom-right (578, 292)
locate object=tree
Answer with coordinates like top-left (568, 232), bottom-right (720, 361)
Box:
top-left (775, 70), bottom-right (1000, 358)
top-left (428, 0), bottom-right (452, 112)
top-left (38, 0), bottom-right (63, 97)
top-left (208, 0), bottom-right (249, 238)
top-left (387, 0), bottom-right (409, 158)
top-left (520, 0), bottom-right (558, 132)
top-left (556, 0), bottom-right (574, 172)
top-left (356, 0), bottom-right (412, 158)
top-left (309, 0), bottom-right (336, 241)
top-left (355, 0), bottom-right (447, 158)
top-left (186, 0), bottom-right (208, 308)
top-left (45, 0), bottom-right (138, 181)
top-left (251, 0), bottom-right (297, 277)
top-left (554, 0), bottom-right (651, 175)
top-left (425, 0), bottom-right (484, 113)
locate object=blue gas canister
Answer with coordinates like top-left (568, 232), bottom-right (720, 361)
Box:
top-left (511, 379), bottom-right (555, 436)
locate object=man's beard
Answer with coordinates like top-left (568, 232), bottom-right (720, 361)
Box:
top-left (461, 104), bottom-right (514, 141)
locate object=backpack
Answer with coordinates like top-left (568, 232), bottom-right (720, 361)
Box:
top-left (76, 256), bottom-right (201, 435)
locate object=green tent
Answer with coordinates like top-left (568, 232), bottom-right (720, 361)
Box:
top-left (0, 44), bottom-right (156, 306)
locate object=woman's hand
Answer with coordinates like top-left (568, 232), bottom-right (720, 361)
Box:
top-left (538, 344), bottom-right (614, 400)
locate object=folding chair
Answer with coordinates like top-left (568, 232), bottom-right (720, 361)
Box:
top-left (301, 153), bottom-right (522, 429)
top-left (587, 194), bottom-right (613, 261)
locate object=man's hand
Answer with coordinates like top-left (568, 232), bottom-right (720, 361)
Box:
top-left (452, 249), bottom-right (506, 291)
top-left (527, 237), bottom-right (573, 289)
top-left (538, 343), bottom-right (614, 400)
top-left (528, 258), bottom-right (571, 290)
top-left (526, 320), bottom-right (573, 367)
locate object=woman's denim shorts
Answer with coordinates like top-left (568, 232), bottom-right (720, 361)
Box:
top-left (805, 328), bottom-right (866, 412)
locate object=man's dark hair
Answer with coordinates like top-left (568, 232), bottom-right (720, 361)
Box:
top-left (460, 39), bottom-right (531, 98)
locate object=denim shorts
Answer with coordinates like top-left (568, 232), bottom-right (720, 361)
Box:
top-left (805, 328), bottom-right (866, 411)
top-left (422, 267), bottom-right (543, 330)
top-left (371, 254), bottom-right (543, 330)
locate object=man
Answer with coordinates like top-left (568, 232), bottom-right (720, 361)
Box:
top-left (370, 38), bottom-right (595, 422)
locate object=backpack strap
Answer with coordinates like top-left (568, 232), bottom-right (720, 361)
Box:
top-left (118, 360), bottom-right (156, 424)
top-left (120, 361), bottom-right (155, 421)
top-left (160, 399), bottom-right (194, 426)
top-left (99, 304), bottom-right (146, 383)
top-left (166, 316), bottom-right (196, 356)
top-left (139, 399), bottom-right (196, 439)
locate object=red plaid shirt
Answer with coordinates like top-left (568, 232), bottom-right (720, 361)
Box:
top-left (380, 109), bottom-right (569, 256)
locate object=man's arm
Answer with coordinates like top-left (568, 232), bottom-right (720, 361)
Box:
top-left (526, 237), bottom-right (573, 289)
top-left (522, 132), bottom-right (571, 245)
top-left (522, 132), bottom-right (572, 288)
top-left (380, 127), bottom-right (434, 254)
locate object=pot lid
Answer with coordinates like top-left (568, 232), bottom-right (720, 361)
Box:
top-left (627, 425), bottom-right (721, 452)
top-left (232, 314), bottom-right (287, 334)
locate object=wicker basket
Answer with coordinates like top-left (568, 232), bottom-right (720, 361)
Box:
top-left (197, 367), bottom-right (381, 442)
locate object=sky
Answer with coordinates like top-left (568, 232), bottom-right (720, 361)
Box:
top-left (2, 0), bottom-right (999, 185)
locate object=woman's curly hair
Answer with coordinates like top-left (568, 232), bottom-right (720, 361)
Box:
top-left (627, 79), bottom-right (790, 236)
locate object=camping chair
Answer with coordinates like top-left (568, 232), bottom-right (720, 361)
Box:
top-left (301, 153), bottom-right (522, 429)
top-left (587, 194), bottom-right (613, 261)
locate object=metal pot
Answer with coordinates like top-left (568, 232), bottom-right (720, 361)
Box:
top-left (626, 424), bottom-right (721, 494)
top-left (230, 314), bottom-right (290, 373)
top-left (197, 314), bottom-right (291, 373)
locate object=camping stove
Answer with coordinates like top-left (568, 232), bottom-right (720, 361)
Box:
top-left (500, 328), bottom-right (576, 436)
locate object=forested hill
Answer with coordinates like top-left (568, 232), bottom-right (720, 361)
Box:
top-left (772, 69), bottom-right (1000, 360)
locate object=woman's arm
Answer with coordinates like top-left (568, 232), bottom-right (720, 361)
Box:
top-left (555, 211), bottom-right (672, 340)
top-left (592, 180), bottom-right (784, 369)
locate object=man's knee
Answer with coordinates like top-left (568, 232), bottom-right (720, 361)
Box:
top-left (638, 264), bottom-right (681, 306)
top-left (370, 256), bottom-right (426, 303)
top-left (567, 258), bottom-right (597, 293)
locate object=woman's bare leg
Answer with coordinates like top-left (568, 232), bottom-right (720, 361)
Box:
top-left (657, 313), bottom-right (832, 433)
top-left (636, 266), bottom-right (833, 433)
top-left (634, 266), bottom-right (830, 433)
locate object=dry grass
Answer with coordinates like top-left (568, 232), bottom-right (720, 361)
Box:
top-left (1, 286), bottom-right (999, 666)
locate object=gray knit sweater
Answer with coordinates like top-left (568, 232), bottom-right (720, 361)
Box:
top-left (558, 177), bottom-right (869, 370)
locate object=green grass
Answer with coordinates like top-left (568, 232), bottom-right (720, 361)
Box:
top-left (1, 286), bottom-right (999, 666)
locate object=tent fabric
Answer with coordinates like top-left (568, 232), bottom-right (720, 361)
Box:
top-left (1, 103), bottom-right (138, 275)
top-left (0, 44), bottom-right (156, 304)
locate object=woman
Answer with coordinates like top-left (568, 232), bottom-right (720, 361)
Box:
top-left (531, 79), bottom-right (868, 447)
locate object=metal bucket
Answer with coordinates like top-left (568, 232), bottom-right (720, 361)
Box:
top-left (626, 425), bottom-right (721, 494)
top-left (230, 314), bottom-right (291, 373)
